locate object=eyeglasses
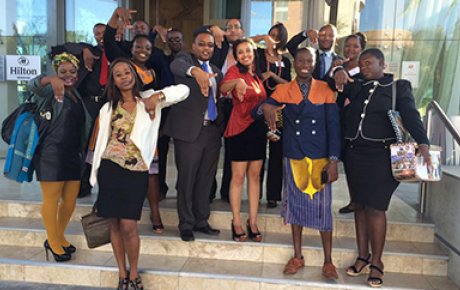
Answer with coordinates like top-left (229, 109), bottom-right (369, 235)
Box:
top-left (226, 24), bottom-right (241, 30)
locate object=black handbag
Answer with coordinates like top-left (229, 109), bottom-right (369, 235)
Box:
top-left (81, 204), bottom-right (111, 248)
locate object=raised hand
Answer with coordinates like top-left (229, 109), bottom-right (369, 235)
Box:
top-left (334, 69), bottom-right (354, 92)
top-left (234, 79), bottom-right (253, 101)
top-left (306, 29), bottom-right (319, 45)
top-left (264, 35), bottom-right (280, 56)
top-left (191, 67), bottom-right (217, 97)
top-left (153, 24), bottom-right (169, 43)
top-left (82, 48), bottom-right (100, 72)
top-left (261, 103), bottom-right (285, 132)
top-left (42, 76), bottom-right (65, 103)
top-left (141, 92), bottom-right (162, 120)
top-left (209, 25), bottom-right (229, 49)
top-left (261, 71), bottom-right (274, 81)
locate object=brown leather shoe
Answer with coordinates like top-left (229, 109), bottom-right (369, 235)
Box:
top-left (283, 256), bottom-right (305, 274)
top-left (322, 262), bottom-right (339, 279)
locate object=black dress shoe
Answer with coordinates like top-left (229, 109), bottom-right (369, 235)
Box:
top-left (339, 203), bottom-right (354, 214)
top-left (180, 230), bottom-right (195, 242)
top-left (267, 200), bottom-right (277, 208)
top-left (221, 196), bottom-right (229, 203)
top-left (193, 225), bottom-right (220, 235)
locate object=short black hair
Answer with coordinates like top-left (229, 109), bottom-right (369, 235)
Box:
top-left (269, 22), bottom-right (288, 51)
top-left (294, 47), bottom-right (316, 60)
top-left (360, 48), bottom-right (385, 61)
top-left (192, 27), bottom-right (214, 42)
top-left (225, 19), bottom-right (242, 29)
top-left (167, 28), bottom-right (183, 38)
top-left (93, 23), bottom-right (106, 29)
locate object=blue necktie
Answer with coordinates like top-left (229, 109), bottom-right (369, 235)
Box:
top-left (319, 52), bottom-right (326, 79)
top-left (201, 62), bottom-right (217, 121)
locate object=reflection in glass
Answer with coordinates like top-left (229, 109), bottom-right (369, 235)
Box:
top-left (65, 0), bottom-right (117, 44)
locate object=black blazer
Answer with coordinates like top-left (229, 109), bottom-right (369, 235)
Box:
top-left (210, 38), bottom-right (231, 70)
top-left (164, 51), bottom-right (224, 142)
top-left (340, 74), bottom-right (429, 145)
top-left (286, 31), bottom-right (342, 80)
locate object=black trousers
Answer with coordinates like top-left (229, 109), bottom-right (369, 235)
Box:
top-left (174, 124), bottom-right (221, 231)
top-left (157, 133), bottom-right (170, 196)
top-left (210, 98), bottom-right (233, 200)
top-left (266, 136), bottom-right (283, 201)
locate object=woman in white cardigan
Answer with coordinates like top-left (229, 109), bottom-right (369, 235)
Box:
top-left (90, 58), bottom-right (189, 290)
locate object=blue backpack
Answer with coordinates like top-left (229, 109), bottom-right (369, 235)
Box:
top-left (3, 110), bottom-right (40, 182)
top-left (2, 95), bottom-right (52, 183)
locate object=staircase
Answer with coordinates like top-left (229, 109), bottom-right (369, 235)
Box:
top-left (0, 178), bottom-right (458, 290)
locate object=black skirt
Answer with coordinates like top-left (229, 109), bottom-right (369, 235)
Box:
top-left (343, 139), bottom-right (399, 211)
top-left (228, 119), bottom-right (267, 161)
top-left (96, 159), bottom-right (148, 220)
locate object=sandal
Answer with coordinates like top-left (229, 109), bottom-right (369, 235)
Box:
top-left (322, 262), bottom-right (338, 279)
top-left (117, 277), bottom-right (129, 290)
top-left (367, 264), bottom-right (384, 288)
top-left (346, 254), bottom-right (371, 277)
top-left (152, 223), bottom-right (164, 234)
top-left (130, 276), bottom-right (144, 290)
top-left (283, 256), bottom-right (305, 274)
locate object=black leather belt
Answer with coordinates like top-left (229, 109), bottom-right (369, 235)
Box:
top-left (203, 119), bottom-right (214, 126)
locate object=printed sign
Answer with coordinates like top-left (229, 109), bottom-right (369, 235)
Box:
top-left (401, 61), bottom-right (420, 88)
top-left (6, 55), bottom-right (41, 81)
top-left (0, 56), bottom-right (5, 81)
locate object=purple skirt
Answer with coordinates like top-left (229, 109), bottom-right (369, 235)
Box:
top-left (281, 158), bottom-right (333, 231)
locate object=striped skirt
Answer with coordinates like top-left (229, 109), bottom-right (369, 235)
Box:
top-left (281, 158), bottom-right (333, 231)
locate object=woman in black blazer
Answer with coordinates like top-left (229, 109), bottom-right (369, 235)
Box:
top-left (332, 48), bottom-right (431, 288)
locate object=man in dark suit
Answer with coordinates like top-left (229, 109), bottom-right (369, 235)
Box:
top-left (164, 29), bottom-right (223, 242)
top-left (207, 19), bottom-right (245, 203)
top-left (151, 28), bottom-right (185, 200)
top-left (287, 24), bottom-right (342, 80)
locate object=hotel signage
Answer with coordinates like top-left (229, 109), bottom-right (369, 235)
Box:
top-left (5, 55), bottom-right (41, 81)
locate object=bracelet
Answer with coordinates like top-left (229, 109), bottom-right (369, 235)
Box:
top-left (331, 66), bottom-right (344, 76)
top-left (157, 91), bottom-right (165, 103)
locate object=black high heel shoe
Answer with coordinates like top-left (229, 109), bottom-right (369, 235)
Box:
top-left (44, 240), bottom-right (71, 262)
top-left (231, 221), bottom-right (247, 242)
top-left (130, 277), bottom-right (144, 290)
top-left (62, 244), bottom-right (76, 254)
top-left (246, 219), bottom-right (262, 242)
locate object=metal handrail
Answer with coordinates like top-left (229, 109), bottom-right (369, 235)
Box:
top-left (425, 100), bottom-right (460, 147)
top-left (420, 100), bottom-right (460, 213)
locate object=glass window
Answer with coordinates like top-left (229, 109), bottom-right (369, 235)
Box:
top-left (248, 0), bottom-right (305, 38)
top-left (65, 0), bottom-right (118, 45)
top-left (358, 0), bottom-right (460, 114)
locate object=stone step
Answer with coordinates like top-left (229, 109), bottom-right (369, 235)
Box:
top-left (0, 217), bottom-right (448, 276)
top-left (0, 200), bottom-right (435, 243)
top-left (0, 281), bottom-right (112, 290)
top-left (0, 245), bottom-right (457, 290)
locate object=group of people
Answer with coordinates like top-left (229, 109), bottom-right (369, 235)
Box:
top-left (27, 6), bottom-right (433, 290)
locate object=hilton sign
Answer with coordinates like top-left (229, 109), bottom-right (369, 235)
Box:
top-left (5, 55), bottom-right (41, 81)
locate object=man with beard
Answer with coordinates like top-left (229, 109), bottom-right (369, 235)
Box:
top-left (164, 29), bottom-right (223, 242)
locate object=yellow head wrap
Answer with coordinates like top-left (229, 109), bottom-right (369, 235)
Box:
top-left (52, 52), bottom-right (80, 71)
